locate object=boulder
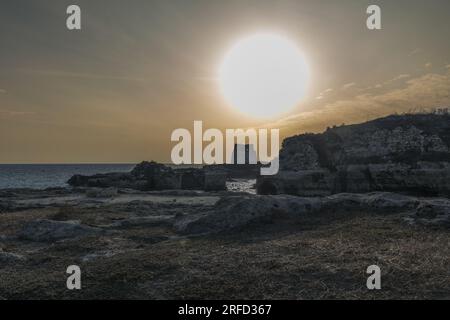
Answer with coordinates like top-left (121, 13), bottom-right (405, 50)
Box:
top-left (174, 195), bottom-right (321, 234)
top-left (174, 196), bottom-right (278, 234)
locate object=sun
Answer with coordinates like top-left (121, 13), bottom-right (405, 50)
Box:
top-left (218, 33), bottom-right (309, 118)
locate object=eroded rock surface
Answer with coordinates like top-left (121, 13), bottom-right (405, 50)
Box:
top-left (259, 114), bottom-right (450, 197)
top-left (175, 192), bottom-right (449, 235)
top-left (0, 186), bottom-right (448, 299)
top-left (68, 161), bottom-right (227, 192)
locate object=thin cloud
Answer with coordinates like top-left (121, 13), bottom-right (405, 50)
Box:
top-left (385, 74), bottom-right (411, 84)
top-left (369, 74), bottom-right (411, 90)
top-left (342, 82), bottom-right (356, 90)
top-left (425, 62), bottom-right (433, 68)
top-left (315, 88), bottom-right (334, 100)
top-left (392, 74), bottom-right (411, 81)
top-left (0, 89), bottom-right (6, 94)
top-left (264, 71), bottom-right (450, 135)
top-left (17, 69), bottom-right (146, 82)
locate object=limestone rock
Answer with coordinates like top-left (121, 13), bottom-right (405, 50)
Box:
top-left (174, 195), bottom-right (321, 234)
top-left (260, 114), bottom-right (450, 197)
top-left (68, 161), bottom-right (226, 191)
top-left (280, 141), bottom-right (320, 171)
top-left (131, 161), bottom-right (181, 190)
top-left (174, 192), bottom-right (431, 235)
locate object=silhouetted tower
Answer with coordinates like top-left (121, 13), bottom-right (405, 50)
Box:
top-left (231, 144), bottom-right (257, 164)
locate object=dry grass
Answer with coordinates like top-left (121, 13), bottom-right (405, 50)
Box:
top-left (0, 207), bottom-right (449, 300)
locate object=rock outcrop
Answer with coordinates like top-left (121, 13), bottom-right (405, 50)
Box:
top-left (68, 161), bottom-right (227, 191)
top-left (174, 191), bottom-right (448, 235)
top-left (131, 161), bottom-right (181, 190)
top-left (258, 114), bottom-right (450, 196)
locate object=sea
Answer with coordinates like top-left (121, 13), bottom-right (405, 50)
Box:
top-left (0, 164), bottom-right (136, 190)
top-left (0, 163), bottom-right (256, 193)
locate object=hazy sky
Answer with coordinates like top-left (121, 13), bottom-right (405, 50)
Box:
top-left (1, 0), bottom-right (450, 163)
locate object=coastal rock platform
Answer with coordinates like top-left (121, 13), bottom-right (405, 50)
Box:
top-left (0, 186), bottom-right (448, 299)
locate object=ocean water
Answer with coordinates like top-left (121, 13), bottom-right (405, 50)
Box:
top-left (0, 164), bottom-right (136, 189)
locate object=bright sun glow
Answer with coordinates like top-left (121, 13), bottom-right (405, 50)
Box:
top-left (219, 33), bottom-right (309, 118)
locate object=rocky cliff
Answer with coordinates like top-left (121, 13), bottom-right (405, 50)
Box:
top-left (257, 113), bottom-right (450, 196)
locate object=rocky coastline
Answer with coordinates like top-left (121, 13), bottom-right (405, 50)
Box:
top-left (258, 113), bottom-right (450, 197)
top-left (1, 113), bottom-right (449, 299)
